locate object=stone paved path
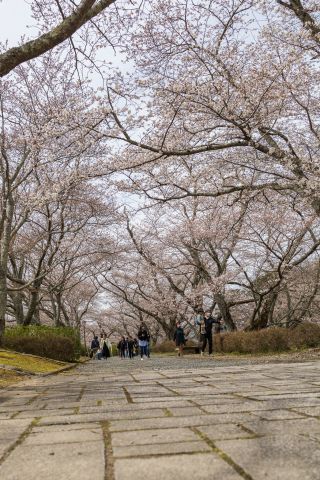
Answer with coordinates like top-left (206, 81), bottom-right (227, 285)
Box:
top-left (0, 356), bottom-right (320, 480)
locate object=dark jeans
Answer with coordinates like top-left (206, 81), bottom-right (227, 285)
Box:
top-left (140, 345), bottom-right (147, 358)
top-left (201, 333), bottom-right (213, 354)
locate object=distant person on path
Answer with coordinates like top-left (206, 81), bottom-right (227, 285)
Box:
top-left (146, 328), bottom-right (151, 358)
top-left (133, 338), bottom-right (139, 356)
top-left (138, 323), bottom-right (149, 360)
top-left (124, 337), bottom-right (130, 358)
top-left (117, 337), bottom-right (126, 358)
top-left (127, 337), bottom-right (135, 359)
top-left (98, 334), bottom-right (110, 360)
top-left (97, 334), bottom-right (104, 360)
top-left (173, 322), bottom-right (186, 357)
top-left (90, 335), bottom-right (100, 358)
top-left (105, 337), bottom-right (113, 357)
top-left (101, 334), bottom-right (110, 360)
top-left (196, 309), bottom-right (221, 356)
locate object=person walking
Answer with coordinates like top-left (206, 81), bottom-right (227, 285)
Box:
top-left (173, 322), bottom-right (186, 357)
top-left (117, 337), bottom-right (126, 358)
top-left (90, 335), bottom-right (100, 359)
top-left (105, 337), bottom-right (113, 357)
top-left (101, 333), bottom-right (110, 360)
top-left (133, 338), bottom-right (139, 357)
top-left (124, 337), bottom-right (130, 358)
top-left (146, 328), bottom-right (151, 358)
top-left (196, 309), bottom-right (221, 356)
top-left (127, 337), bottom-right (134, 359)
top-left (137, 324), bottom-right (149, 360)
top-left (96, 333), bottom-right (104, 360)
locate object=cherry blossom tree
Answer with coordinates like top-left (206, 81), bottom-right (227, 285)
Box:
top-left (97, 0), bottom-right (319, 213)
top-left (0, 51), bottom-right (113, 343)
top-left (100, 179), bottom-right (320, 336)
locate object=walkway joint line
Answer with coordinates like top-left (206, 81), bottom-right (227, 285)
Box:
top-left (0, 417), bottom-right (40, 467)
top-left (101, 421), bottom-right (115, 480)
top-left (191, 427), bottom-right (255, 480)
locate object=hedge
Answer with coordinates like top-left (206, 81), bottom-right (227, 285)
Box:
top-left (3, 325), bottom-right (82, 362)
top-left (213, 323), bottom-right (320, 354)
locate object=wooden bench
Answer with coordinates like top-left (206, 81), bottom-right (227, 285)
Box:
top-left (183, 344), bottom-right (200, 354)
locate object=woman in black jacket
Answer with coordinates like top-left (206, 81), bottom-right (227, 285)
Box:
top-left (173, 322), bottom-right (186, 357)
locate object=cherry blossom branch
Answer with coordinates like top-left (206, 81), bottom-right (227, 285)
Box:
top-left (0, 0), bottom-right (116, 77)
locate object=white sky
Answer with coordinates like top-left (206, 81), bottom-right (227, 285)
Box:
top-left (0, 0), bottom-right (36, 45)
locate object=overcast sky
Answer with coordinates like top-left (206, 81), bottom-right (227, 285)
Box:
top-left (0, 1), bottom-right (36, 46)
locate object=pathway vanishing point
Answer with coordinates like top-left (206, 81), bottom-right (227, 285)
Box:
top-left (0, 356), bottom-right (320, 480)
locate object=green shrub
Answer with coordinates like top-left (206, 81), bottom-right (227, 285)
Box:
top-left (3, 326), bottom-right (81, 362)
top-left (79, 343), bottom-right (89, 357)
top-left (113, 344), bottom-right (119, 356)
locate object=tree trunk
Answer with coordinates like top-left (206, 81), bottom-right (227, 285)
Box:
top-left (0, 267), bottom-right (7, 346)
top-left (23, 286), bottom-right (41, 326)
top-left (215, 293), bottom-right (236, 331)
top-left (9, 291), bottom-right (25, 325)
top-left (0, 199), bottom-right (14, 345)
top-left (250, 290), bottom-right (279, 330)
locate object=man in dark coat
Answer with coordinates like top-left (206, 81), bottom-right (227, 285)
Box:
top-left (199, 311), bottom-right (221, 356)
top-left (127, 337), bottom-right (135, 358)
top-left (101, 334), bottom-right (110, 359)
top-left (117, 337), bottom-right (126, 358)
top-left (173, 322), bottom-right (186, 357)
top-left (90, 336), bottom-right (99, 358)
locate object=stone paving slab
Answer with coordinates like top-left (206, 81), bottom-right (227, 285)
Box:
top-left (0, 442), bottom-right (105, 480)
top-left (23, 428), bottom-right (103, 445)
top-left (111, 426), bottom-right (199, 446)
top-left (216, 434), bottom-right (320, 480)
top-left (33, 422), bottom-right (101, 433)
top-left (197, 423), bottom-right (256, 440)
top-left (242, 417), bottom-right (320, 436)
top-left (1, 356), bottom-right (320, 479)
top-left (114, 453), bottom-right (243, 480)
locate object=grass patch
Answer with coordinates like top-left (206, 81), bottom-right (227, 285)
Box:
top-left (0, 349), bottom-right (69, 374)
top-left (0, 368), bottom-right (24, 388)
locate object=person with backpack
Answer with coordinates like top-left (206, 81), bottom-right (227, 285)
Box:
top-left (173, 322), bottom-right (186, 357)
